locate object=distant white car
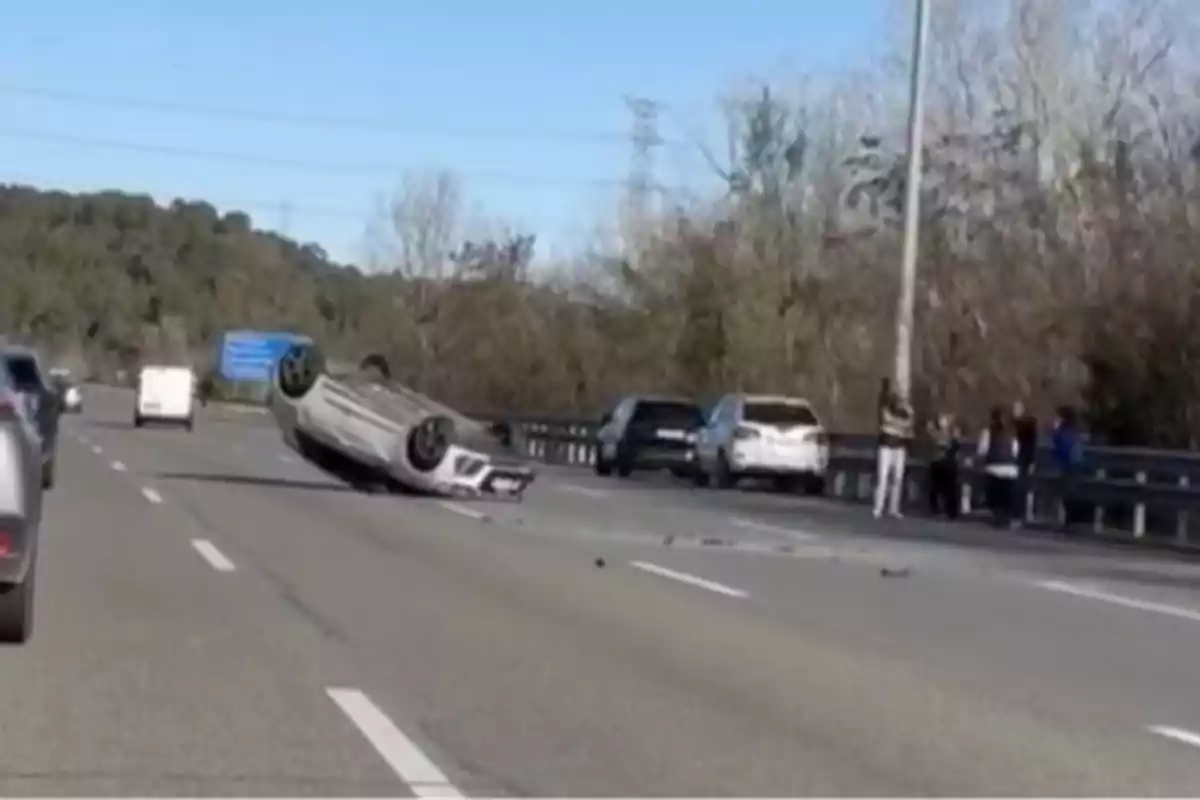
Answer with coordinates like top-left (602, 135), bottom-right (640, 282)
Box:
top-left (134, 365), bottom-right (196, 431)
top-left (693, 393), bottom-right (829, 494)
top-left (269, 346), bottom-right (536, 499)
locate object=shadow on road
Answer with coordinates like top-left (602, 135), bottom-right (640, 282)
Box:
top-left (153, 471), bottom-right (354, 493)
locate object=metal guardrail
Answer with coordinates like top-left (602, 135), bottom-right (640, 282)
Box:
top-left (476, 415), bottom-right (1200, 550)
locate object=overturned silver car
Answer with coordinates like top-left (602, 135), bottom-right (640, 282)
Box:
top-left (269, 344), bottom-right (536, 499)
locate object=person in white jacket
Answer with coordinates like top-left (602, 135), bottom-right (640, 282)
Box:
top-left (872, 377), bottom-right (913, 519)
top-left (976, 406), bottom-right (1021, 528)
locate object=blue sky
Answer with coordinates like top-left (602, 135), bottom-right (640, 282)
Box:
top-left (0, 0), bottom-right (888, 267)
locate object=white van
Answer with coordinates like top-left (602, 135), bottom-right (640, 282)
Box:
top-left (135, 365), bottom-right (196, 431)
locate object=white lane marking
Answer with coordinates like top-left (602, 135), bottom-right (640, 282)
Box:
top-left (190, 539), bottom-right (236, 572)
top-left (438, 501), bottom-right (487, 520)
top-left (91, 444), bottom-right (102, 454)
top-left (141, 487), bottom-right (163, 504)
top-left (110, 460), bottom-right (127, 472)
top-left (1037, 580), bottom-right (1200, 624)
top-left (1148, 725), bottom-right (1200, 750)
top-left (630, 560), bottom-right (749, 599)
top-left (730, 516), bottom-right (818, 542)
top-left (326, 687), bottom-right (463, 798)
top-left (555, 483), bottom-right (610, 499)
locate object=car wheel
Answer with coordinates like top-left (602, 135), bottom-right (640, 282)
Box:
top-left (133, 415), bottom-right (144, 428)
top-left (41, 457), bottom-right (55, 490)
top-left (0, 566), bottom-right (35, 645)
top-left (615, 449), bottom-right (634, 478)
top-left (773, 475), bottom-right (800, 494)
top-left (594, 454), bottom-right (612, 477)
top-left (715, 451), bottom-right (737, 489)
top-left (692, 468), bottom-right (710, 488)
top-left (803, 474), bottom-right (827, 496)
top-left (184, 417), bottom-right (195, 433)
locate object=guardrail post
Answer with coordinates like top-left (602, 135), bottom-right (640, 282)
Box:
top-left (1093, 468), bottom-right (1106, 533)
top-left (1133, 470), bottom-right (1147, 538)
top-left (1178, 475), bottom-right (1190, 545)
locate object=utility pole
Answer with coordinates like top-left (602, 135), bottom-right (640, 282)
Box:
top-left (893, 0), bottom-right (931, 400)
top-left (624, 96), bottom-right (663, 244)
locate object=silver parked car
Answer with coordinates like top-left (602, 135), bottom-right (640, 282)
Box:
top-left (269, 346), bottom-right (536, 498)
top-left (0, 357), bottom-right (43, 643)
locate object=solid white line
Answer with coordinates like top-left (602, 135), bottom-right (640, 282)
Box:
top-left (730, 516), bottom-right (818, 542)
top-left (141, 487), bottom-right (163, 504)
top-left (1148, 725), bottom-right (1200, 750)
top-left (438, 501), bottom-right (487, 520)
top-left (91, 444), bottom-right (102, 454)
top-left (630, 560), bottom-right (749, 598)
top-left (110, 460), bottom-right (127, 472)
top-left (1037, 580), bottom-right (1200, 624)
top-left (326, 687), bottom-right (463, 798)
top-left (556, 483), bottom-right (610, 499)
top-left (190, 539), bottom-right (236, 572)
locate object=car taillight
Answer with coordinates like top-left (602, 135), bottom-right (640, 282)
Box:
top-left (0, 399), bottom-right (15, 421)
top-left (733, 425), bottom-right (760, 440)
top-left (0, 531), bottom-right (13, 557)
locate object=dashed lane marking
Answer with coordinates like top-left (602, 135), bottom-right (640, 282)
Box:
top-left (1036, 580), bottom-right (1200, 624)
top-left (110, 460), bottom-right (127, 473)
top-left (326, 687), bottom-right (464, 798)
top-left (630, 560), bottom-right (749, 599)
top-left (1148, 725), bottom-right (1200, 750)
top-left (190, 539), bottom-right (236, 572)
top-left (730, 516), bottom-right (818, 542)
top-left (438, 501), bottom-right (487, 521)
top-left (141, 487), bottom-right (163, 504)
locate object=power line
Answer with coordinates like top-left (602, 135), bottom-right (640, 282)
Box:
top-left (0, 126), bottom-right (672, 189)
top-left (0, 81), bottom-right (690, 148)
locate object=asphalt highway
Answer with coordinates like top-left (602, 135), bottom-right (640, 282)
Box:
top-left (13, 384), bottom-right (1200, 796)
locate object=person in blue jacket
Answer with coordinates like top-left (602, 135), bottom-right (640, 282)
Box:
top-left (1051, 405), bottom-right (1085, 527)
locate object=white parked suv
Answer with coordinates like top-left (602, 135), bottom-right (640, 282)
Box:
top-left (693, 393), bottom-right (829, 494)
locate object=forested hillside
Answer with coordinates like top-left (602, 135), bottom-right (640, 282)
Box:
top-left (0, 183), bottom-right (362, 368)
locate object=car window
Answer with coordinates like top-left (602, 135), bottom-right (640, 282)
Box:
top-left (631, 400), bottom-right (705, 428)
top-left (4, 354), bottom-right (43, 392)
top-left (744, 401), bottom-right (819, 427)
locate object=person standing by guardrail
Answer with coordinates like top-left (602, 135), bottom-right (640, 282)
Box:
top-left (873, 377), bottom-right (914, 519)
top-left (1052, 405), bottom-right (1085, 528)
top-left (977, 406), bottom-right (1021, 528)
top-left (1012, 400), bottom-right (1038, 525)
top-left (925, 412), bottom-right (961, 519)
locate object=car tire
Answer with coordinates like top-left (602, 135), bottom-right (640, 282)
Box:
top-left (594, 454), bottom-right (612, 477)
top-left (184, 417), bottom-right (194, 433)
top-left (0, 565), bottom-right (35, 645)
top-left (615, 448), bottom-right (634, 478)
top-left (41, 457), bottom-right (55, 490)
top-left (715, 451), bottom-right (737, 489)
top-left (133, 414), bottom-right (144, 428)
top-left (692, 468), bottom-right (710, 488)
top-left (803, 474), bottom-right (827, 496)
top-left (773, 475), bottom-right (801, 494)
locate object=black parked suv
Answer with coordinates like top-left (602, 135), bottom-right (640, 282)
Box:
top-left (594, 395), bottom-right (706, 478)
top-left (0, 345), bottom-right (61, 489)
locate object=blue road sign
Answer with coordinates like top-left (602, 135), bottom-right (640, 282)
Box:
top-left (219, 330), bottom-right (311, 382)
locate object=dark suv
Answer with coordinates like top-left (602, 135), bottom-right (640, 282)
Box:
top-left (0, 346), bottom-right (61, 489)
top-left (594, 395), bottom-right (706, 478)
